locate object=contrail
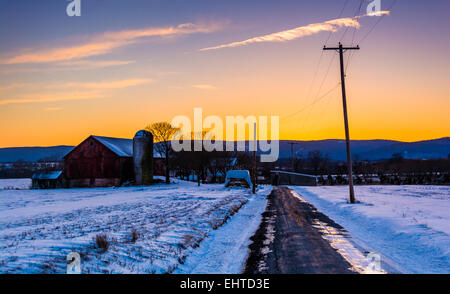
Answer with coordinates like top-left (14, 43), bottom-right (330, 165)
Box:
top-left (200, 11), bottom-right (390, 51)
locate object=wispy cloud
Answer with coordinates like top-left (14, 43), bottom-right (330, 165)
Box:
top-left (0, 91), bottom-right (104, 105)
top-left (200, 11), bottom-right (390, 51)
top-left (0, 60), bottom-right (135, 74)
top-left (1, 78), bottom-right (153, 91)
top-left (48, 78), bottom-right (154, 90)
top-left (1, 22), bottom-right (223, 64)
top-left (56, 59), bottom-right (136, 70)
top-left (0, 78), bottom-right (154, 106)
top-left (192, 84), bottom-right (217, 90)
top-left (0, 83), bottom-right (34, 91)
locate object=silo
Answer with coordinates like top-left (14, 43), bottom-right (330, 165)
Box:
top-left (133, 130), bottom-right (153, 185)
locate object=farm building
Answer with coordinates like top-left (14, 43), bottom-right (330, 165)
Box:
top-left (271, 171), bottom-right (317, 186)
top-left (63, 130), bottom-right (165, 188)
top-left (32, 171), bottom-right (64, 189)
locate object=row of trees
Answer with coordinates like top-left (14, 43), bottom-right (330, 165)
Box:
top-left (143, 121), bottom-right (449, 186)
top-left (290, 150), bottom-right (449, 176)
top-left (0, 161), bottom-right (62, 179)
top-left (144, 122), bottom-right (262, 186)
top-left (2, 121), bottom-right (448, 186)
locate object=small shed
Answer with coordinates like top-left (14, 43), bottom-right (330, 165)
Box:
top-left (32, 171), bottom-right (64, 189)
top-left (271, 171), bottom-right (317, 186)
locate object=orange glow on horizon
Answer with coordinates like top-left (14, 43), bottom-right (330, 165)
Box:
top-left (1, 2), bottom-right (449, 148)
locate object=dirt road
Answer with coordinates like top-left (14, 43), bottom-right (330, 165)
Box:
top-left (244, 187), bottom-right (356, 274)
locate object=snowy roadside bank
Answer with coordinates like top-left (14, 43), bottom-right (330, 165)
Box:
top-left (292, 185), bottom-right (450, 274)
top-left (175, 186), bottom-right (270, 274)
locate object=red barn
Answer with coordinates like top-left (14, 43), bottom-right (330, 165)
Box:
top-left (63, 134), bottom-right (165, 188)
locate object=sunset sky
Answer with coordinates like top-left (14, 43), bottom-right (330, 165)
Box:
top-left (1, 0), bottom-right (449, 147)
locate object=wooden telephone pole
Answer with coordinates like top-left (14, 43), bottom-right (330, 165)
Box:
top-left (323, 43), bottom-right (359, 204)
top-left (287, 142), bottom-right (300, 171)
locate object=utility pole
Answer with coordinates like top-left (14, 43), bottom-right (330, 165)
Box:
top-left (252, 123), bottom-right (257, 194)
top-left (287, 142), bottom-right (300, 171)
top-left (323, 43), bottom-right (359, 204)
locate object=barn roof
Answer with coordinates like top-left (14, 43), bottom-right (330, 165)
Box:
top-left (92, 136), bottom-right (133, 157)
top-left (32, 171), bottom-right (63, 180)
top-left (64, 134), bottom-right (163, 159)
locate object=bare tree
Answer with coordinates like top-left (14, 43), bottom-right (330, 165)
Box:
top-left (307, 150), bottom-right (328, 175)
top-left (191, 130), bottom-right (210, 187)
top-left (146, 122), bottom-right (178, 184)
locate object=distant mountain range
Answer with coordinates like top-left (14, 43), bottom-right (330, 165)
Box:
top-left (0, 146), bottom-right (74, 163)
top-left (276, 138), bottom-right (450, 161)
top-left (0, 138), bottom-right (448, 163)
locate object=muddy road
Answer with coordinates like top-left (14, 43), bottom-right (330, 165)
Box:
top-left (244, 187), bottom-right (357, 274)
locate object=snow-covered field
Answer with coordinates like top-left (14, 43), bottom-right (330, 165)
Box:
top-left (0, 178), bottom-right (31, 190)
top-left (292, 185), bottom-right (450, 274)
top-left (3, 178), bottom-right (446, 274)
top-left (0, 178), bottom-right (269, 274)
top-left (175, 187), bottom-right (268, 274)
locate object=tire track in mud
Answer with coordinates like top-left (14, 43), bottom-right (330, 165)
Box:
top-left (244, 187), bottom-right (357, 274)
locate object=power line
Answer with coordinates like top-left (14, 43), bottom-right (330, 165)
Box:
top-left (358, 0), bottom-right (397, 44)
top-left (291, 1), bottom-right (353, 130)
top-left (291, 53), bottom-right (339, 129)
top-left (286, 0), bottom-right (349, 125)
top-left (345, 0), bottom-right (397, 73)
top-left (354, 1), bottom-right (364, 40)
top-left (330, 0), bottom-right (350, 45)
top-left (339, 0), bottom-right (363, 43)
top-left (282, 47), bottom-right (338, 125)
top-left (349, 0), bottom-right (364, 46)
top-left (304, 0), bottom-right (350, 109)
top-left (304, 50), bottom-right (324, 106)
top-left (303, 0), bottom-right (351, 120)
top-left (281, 83), bottom-right (340, 121)
top-left (345, 0), bottom-right (364, 72)
top-left (314, 53), bottom-right (337, 101)
top-left (281, 0), bottom-right (349, 133)
top-left (294, 87), bottom-right (337, 135)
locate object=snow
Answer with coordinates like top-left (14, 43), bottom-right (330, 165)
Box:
top-left (91, 135), bottom-right (164, 158)
top-left (225, 170), bottom-right (252, 187)
top-left (175, 186), bottom-right (270, 274)
top-left (134, 130), bottom-right (151, 138)
top-left (291, 185), bottom-right (450, 274)
top-left (92, 136), bottom-right (133, 157)
top-left (32, 171), bottom-right (62, 180)
top-left (0, 179), bottom-right (269, 274)
top-left (0, 178), bottom-right (31, 190)
top-left (290, 191), bottom-right (384, 274)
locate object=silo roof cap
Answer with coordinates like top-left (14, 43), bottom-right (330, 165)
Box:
top-left (134, 130), bottom-right (152, 138)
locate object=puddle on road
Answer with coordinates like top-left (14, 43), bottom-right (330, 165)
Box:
top-left (290, 189), bottom-right (385, 274)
